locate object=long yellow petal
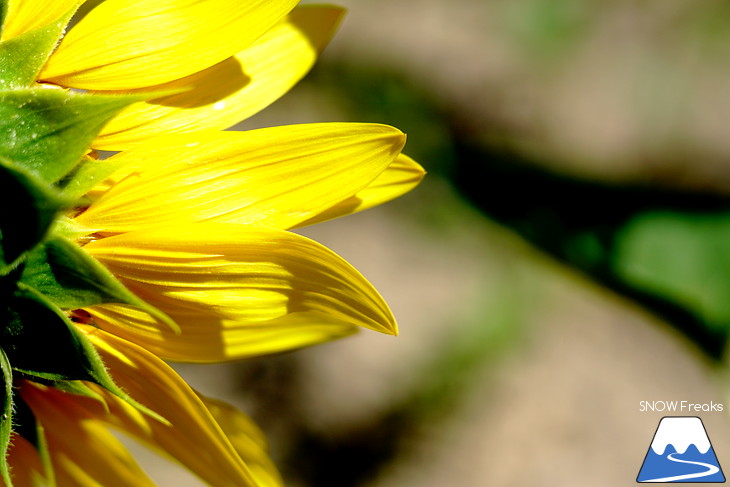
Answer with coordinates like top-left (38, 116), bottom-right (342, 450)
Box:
top-left (83, 224), bottom-right (395, 362)
top-left (75, 124), bottom-right (406, 233)
top-left (1, 0), bottom-right (83, 41)
top-left (39, 0), bottom-right (297, 90)
top-left (200, 395), bottom-right (283, 487)
top-left (20, 383), bottom-right (156, 487)
top-left (94, 5), bottom-right (344, 150)
top-left (78, 327), bottom-right (259, 487)
top-left (298, 153), bottom-right (426, 227)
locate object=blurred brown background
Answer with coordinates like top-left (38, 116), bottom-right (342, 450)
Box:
top-left (125, 1), bottom-right (730, 485)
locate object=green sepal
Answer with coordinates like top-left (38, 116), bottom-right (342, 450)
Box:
top-left (58, 155), bottom-right (129, 200)
top-left (4, 284), bottom-right (167, 424)
top-left (20, 237), bottom-right (179, 333)
top-left (0, 88), bottom-right (143, 184)
top-left (0, 4), bottom-right (78, 89)
top-left (0, 348), bottom-right (12, 487)
top-left (0, 158), bottom-right (69, 274)
top-left (12, 393), bottom-right (55, 487)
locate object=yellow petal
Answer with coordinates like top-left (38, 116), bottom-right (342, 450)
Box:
top-left (89, 305), bottom-right (358, 363)
top-left (299, 153), bottom-right (426, 227)
top-left (200, 395), bottom-right (283, 487)
top-left (83, 224), bottom-right (395, 362)
top-left (39, 0), bottom-right (297, 90)
top-left (1, 0), bottom-right (83, 41)
top-left (78, 326), bottom-right (259, 487)
top-left (75, 124), bottom-right (406, 233)
top-left (94, 5), bottom-right (345, 150)
top-left (20, 382), bottom-right (156, 487)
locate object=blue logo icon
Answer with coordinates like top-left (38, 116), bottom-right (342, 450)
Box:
top-left (637, 416), bottom-right (725, 483)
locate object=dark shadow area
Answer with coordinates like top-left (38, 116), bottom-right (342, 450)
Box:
top-left (283, 412), bottom-right (408, 487)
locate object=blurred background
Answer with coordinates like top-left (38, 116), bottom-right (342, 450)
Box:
top-left (131, 0), bottom-right (730, 485)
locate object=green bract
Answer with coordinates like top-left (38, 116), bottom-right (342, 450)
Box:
top-left (0, 89), bottom-right (143, 183)
top-left (0, 350), bottom-right (11, 486)
top-left (0, 159), bottom-right (68, 271)
top-left (20, 237), bottom-right (180, 331)
top-left (0, 22), bottom-right (174, 485)
top-left (0, 4), bottom-right (74, 89)
top-left (3, 285), bottom-right (119, 384)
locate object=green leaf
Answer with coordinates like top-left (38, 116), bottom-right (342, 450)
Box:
top-left (3, 285), bottom-right (166, 423)
top-left (20, 237), bottom-right (179, 332)
top-left (0, 348), bottom-right (12, 487)
top-left (0, 89), bottom-right (141, 183)
top-left (0, 158), bottom-right (69, 273)
top-left (0, 4), bottom-right (77, 89)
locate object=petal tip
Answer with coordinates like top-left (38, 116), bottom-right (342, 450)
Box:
top-left (377, 313), bottom-right (399, 336)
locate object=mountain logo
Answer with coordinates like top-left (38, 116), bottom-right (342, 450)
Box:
top-left (637, 416), bottom-right (725, 483)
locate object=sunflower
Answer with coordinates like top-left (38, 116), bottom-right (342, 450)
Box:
top-left (0, 0), bottom-right (424, 486)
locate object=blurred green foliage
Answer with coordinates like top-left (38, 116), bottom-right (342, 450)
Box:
top-left (502, 0), bottom-right (594, 60)
top-left (615, 211), bottom-right (730, 335)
